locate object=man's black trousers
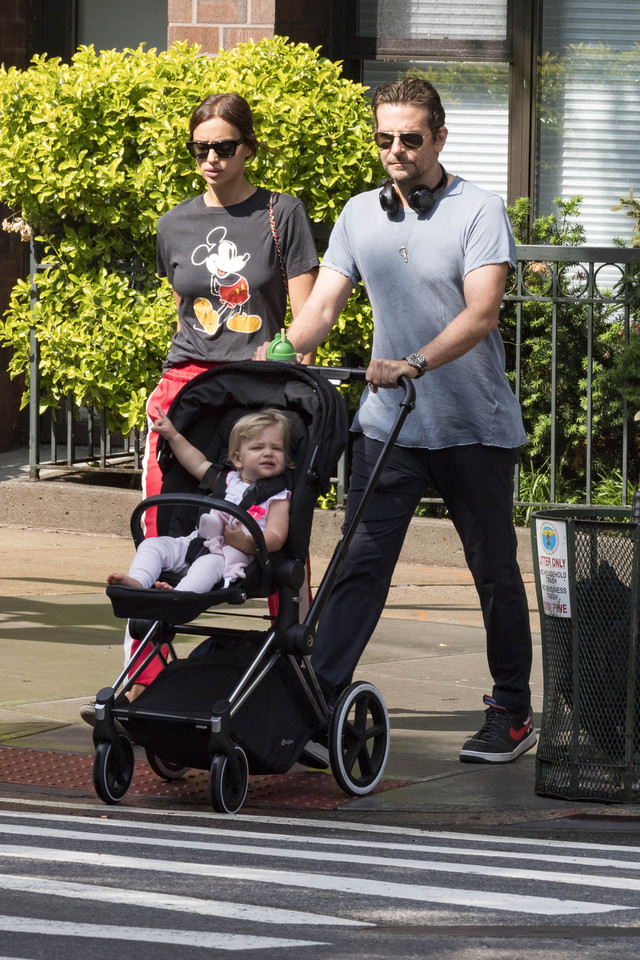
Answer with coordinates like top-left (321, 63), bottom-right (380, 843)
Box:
top-left (311, 433), bottom-right (533, 716)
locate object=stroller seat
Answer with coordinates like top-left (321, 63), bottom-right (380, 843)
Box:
top-left (106, 487), bottom-right (291, 623)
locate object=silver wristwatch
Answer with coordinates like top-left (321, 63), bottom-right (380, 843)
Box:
top-left (403, 353), bottom-right (428, 378)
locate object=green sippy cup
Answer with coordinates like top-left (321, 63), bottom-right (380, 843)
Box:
top-left (266, 328), bottom-right (297, 362)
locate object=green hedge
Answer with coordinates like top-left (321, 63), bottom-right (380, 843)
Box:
top-left (0, 38), bottom-right (383, 430)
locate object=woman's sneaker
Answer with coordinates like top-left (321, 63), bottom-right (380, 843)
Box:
top-left (80, 701), bottom-right (126, 735)
top-left (80, 702), bottom-right (96, 727)
top-left (459, 695), bottom-right (536, 763)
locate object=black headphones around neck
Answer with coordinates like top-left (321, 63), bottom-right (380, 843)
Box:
top-left (379, 165), bottom-right (448, 215)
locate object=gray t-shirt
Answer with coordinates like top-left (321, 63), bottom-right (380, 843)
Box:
top-left (157, 187), bottom-right (318, 368)
top-left (322, 176), bottom-right (526, 449)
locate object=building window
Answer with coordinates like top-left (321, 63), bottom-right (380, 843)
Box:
top-left (77, 0), bottom-right (167, 53)
top-left (357, 0), bottom-right (511, 58)
top-left (536, 1), bottom-right (640, 245)
top-left (339, 0), bottom-right (640, 243)
top-left (352, 1), bottom-right (512, 200)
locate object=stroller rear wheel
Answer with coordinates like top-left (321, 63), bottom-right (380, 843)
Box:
top-left (144, 749), bottom-right (189, 781)
top-left (208, 745), bottom-right (249, 813)
top-left (328, 681), bottom-right (390, 796)
top-left (93, 734), bottom-right (135, 804)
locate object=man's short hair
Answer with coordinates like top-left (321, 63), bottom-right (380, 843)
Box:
top-left (371, 77), bottom-right (446, 136)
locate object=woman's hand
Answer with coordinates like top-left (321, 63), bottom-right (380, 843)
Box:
top-left (252, 342), bottom-right (305, 363)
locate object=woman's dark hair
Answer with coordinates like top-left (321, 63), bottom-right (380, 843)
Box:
top-left (189, 92), bottom-right (259, 156)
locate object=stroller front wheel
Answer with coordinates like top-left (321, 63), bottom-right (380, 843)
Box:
top-left (93, 734), bottom-right (134, 804)
top-left (328, 681), bottom-right (390, 796)
top-left (208, 745), bottom-right (249, 813)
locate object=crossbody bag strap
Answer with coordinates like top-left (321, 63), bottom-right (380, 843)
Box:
top-left (269, 191), bottom-right (289, 295)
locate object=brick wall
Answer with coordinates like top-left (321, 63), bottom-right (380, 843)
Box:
top-left (168, 0), bottom-right (275, 55)
top-left (167, 0), bottom-right (331, 55)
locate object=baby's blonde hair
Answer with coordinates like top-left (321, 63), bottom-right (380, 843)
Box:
top-left (228, 408), bottom-right (294, 468)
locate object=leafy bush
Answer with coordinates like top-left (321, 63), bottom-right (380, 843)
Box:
top-left (0, 38), bottom-right (382, 430)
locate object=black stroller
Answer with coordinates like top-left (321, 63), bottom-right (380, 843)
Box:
top-left (92, 361), bottom-right (414, 812)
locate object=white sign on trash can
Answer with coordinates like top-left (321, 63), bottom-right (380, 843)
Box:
top-left (535, 518), bottom-right (571, 618)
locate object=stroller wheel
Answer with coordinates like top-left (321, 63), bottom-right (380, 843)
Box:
top-left (328, 681), bottom-right (390, 796)
top-left (93, 734), bottom-right (134, 804)
top-left (144, 749), bottom-right (189, 781)
top-left (208, 746), bottom-right (249, 814)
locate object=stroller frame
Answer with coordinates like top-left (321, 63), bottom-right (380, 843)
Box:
top-left (92, 364), bottom-right (415, 812)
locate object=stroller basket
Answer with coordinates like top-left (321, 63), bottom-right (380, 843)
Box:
top-left (92, 361), bottom-right (415, 812)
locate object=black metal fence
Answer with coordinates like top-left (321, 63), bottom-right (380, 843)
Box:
top-left (28, 245), bottom-right (640, 507)
top-left (506, 245), bottom-right (640, 509)
top-left (28, 331), bottom-right (143, 481)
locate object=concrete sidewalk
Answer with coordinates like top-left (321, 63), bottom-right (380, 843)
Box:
top-left (0, 469), bottom-right (637, 825)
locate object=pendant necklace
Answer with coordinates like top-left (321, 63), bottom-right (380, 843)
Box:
top-left (399, 221), bottom-right (418, 263)
top-left (398, 165), bottom-right (449, 262)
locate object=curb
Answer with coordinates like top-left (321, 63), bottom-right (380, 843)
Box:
top-left (0, 476), bottom-right (535, 574)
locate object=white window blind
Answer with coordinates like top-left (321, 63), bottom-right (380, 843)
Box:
top-left (537, 1), bottom-right (640, 245)
top-left (363, 61), bottom-right (510, 201)
top-left (359, 0), bottom-right (508, 41)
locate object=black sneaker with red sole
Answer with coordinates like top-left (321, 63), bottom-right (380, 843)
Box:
top-left (459, 695), bottom-right (536, 763)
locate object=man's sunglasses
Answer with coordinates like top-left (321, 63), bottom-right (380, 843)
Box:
top-left (374, 131), bottom-right (425, 151)
top-left (186, 138), bottom-right (244, 160)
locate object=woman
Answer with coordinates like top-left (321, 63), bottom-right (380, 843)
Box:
top-left (143, 92), bottom-right (318, 530)
top-left (128, 93), bottom-right (318, 693)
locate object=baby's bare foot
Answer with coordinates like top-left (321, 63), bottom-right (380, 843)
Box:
top-left (107, 573), bottom-right (143, 588)
top-left (154, 581), bottom-right (173, 590)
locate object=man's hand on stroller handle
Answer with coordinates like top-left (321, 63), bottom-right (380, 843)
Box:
top-left (366, 358), bottom-right (419, 393)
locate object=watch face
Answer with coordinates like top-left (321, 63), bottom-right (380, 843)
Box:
top-left (408, 353), bottom-right (426, 369)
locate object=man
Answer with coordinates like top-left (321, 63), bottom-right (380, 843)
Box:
top-left (260, 77), bottom-right (535, 764)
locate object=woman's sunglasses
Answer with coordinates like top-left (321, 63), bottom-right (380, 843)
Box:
top-left (374, 132), bottom-right (425, 151)
top-left (186, 138), bottom-right (244, 160)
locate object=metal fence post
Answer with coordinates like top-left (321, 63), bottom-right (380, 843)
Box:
top-left (28, 328), bottom-right (40, 481)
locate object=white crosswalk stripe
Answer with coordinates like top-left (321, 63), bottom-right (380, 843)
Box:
top-left (0, 874), bottom-right (371, 926)
top-left (2, 818), bottom-right (640, 908)
top-left (0, 804), bottom-right (637, 956)
top-left (0, 916), bottom-right (320, 951)
top-left (1, 843), bottom-right (623, 916)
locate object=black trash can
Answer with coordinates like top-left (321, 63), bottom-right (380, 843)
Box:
top-left (531, 505), bottom-right (640, 802)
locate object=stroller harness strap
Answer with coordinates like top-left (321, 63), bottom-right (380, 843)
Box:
top-left (198, 465), bottom-right (291, 509)
top-left (185, 467), bottom-right (291, 565)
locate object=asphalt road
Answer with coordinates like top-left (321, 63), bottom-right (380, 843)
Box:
top-left (0, 799), bottom-right (639, 959)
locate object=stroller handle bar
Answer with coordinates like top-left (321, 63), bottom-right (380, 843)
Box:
top-left (309, 366), bottom-right (416, 411)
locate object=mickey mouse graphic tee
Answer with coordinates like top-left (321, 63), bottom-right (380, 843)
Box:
top-left (156, 187), bottom-right (318, 368)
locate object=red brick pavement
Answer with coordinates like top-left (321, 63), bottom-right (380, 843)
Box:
top-left (0, 746), bottom-right (409, 810)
